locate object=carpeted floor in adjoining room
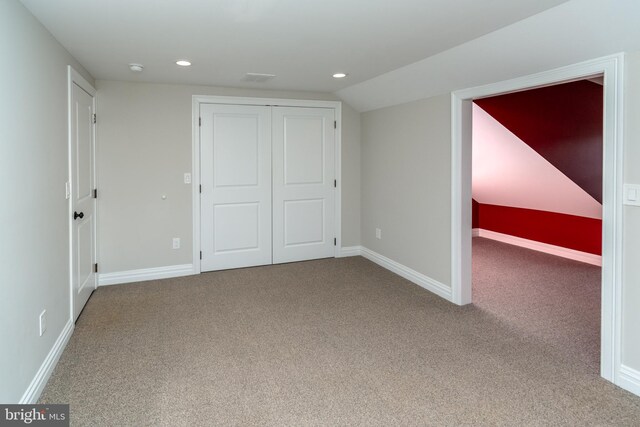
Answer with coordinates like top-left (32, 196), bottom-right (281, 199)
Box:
top-left (40, 252), bottom-right (640, 425)
top-left (472, 237), bottom-right (602, 373)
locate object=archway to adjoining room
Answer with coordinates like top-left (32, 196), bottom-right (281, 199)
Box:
top-left (470, 79), bottom-right (603, 372)
top-left (451, 54), bottom-right (624, 386)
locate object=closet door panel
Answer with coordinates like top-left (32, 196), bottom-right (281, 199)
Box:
top-left (200, 104), bottom-right (272, 271)
top-left (272, 107), bottom-right (335, 264)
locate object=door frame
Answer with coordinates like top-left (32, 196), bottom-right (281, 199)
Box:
top-left (191, 95), bottom-right (342, 274)
top-left (450, 54), bottom-right (624, 385)
top-left (67, 65), bottom-right (98, 321)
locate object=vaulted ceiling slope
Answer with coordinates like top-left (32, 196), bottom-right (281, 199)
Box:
top-left (475, 80), bottom-right (603, 203)
top-left (20, 0), bottom-right (565, 93)
top-left (339, 0), bottom-right (640, 111)
top-left (472, 104), bottom-right (602, 220)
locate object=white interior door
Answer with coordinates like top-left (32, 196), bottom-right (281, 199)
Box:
top-left (71, 82), bottom-right (96, 321)
top-left (200, 104), bottom-right (272, 271)
top-left (272, 107), bottom-right (335, 263)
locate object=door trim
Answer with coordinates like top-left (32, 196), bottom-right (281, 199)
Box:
top-left (67, 66), bottom-right (97, 321)
top-left (191, 96), bottom-right (342, 274)
top-left (450, 54), bottom-right (624, 387)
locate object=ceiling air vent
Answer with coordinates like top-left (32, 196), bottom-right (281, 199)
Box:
top-left (242, 73), bottom-right (276, 83)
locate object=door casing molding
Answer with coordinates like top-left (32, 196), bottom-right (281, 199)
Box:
top-left (450, 53), bottom-right (625, 386)
top-left (191, 95), bottom-right (342, 274)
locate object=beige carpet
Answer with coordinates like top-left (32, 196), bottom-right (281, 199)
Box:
top-left (472, 237), bottom-right (602, 372)
top-left (40, 251), bottom-right (640, 426)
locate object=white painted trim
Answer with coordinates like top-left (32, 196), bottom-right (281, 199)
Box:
top-left (451, 53), bottom-right (625, 387)
top-left (98, 264), bottom-right (195, 286)
top-left (475, 229), bottom-right (602, 266)
top-left (19, 319), bottom-right (74, 404)
top-left (618, 365), bottom-right (640, 396)
top-left (334, 103), bottom-right (343, 256)
top-left (192, 97), bottom-right (201, 274)
top-left (192, 95), bottom-right (339, 109)
top-left (338, 246), bottom-right (363, 257)
top-left (67, 67), bottom-right (95, 97)
top-left (360, 247), bottom-right (452, 302)
top-left (191, 95), bottom-right (343, 272)
top-left (451, 93), bottom-right (473, 306)
top-left (472, 228), bottom-right (480, 237)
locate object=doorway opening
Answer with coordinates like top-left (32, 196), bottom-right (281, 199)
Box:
top-left (470, 78), bottom-right (603, 372)
top-left (451, 54), bottom-right (624, 386)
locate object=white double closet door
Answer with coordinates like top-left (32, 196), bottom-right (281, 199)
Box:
top-left (200, 103), bottom-right (335, 272)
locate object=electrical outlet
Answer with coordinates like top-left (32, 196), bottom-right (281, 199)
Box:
top-left (376, 228), bottom-right (382, 239)
top-left (184, 173), bottom-right (191, 184)
top-left (39, 310), bottom-right (47, 336)
top-left (172, 237), bottom-right (180, 249)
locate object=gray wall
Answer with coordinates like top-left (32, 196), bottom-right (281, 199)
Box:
top-left (361, 95), bottom-right (451, 285)
top-left (341, 104), bottom-right (362, 247)
top-left (622, 52), bottom-right (640, 371)
top-left (0, 0), bottom-right (94, 402)
top-left (359, 54), bottom-right (640, 380)
top-left (96, 80), bottom-right (361, 273)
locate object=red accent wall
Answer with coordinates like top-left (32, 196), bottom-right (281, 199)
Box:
top-left (478, 204), bottom-right (601, 255)
top-left (475, 80), bottom-right (603, 203)
top-left (472, 199), bottom-right (479, 228)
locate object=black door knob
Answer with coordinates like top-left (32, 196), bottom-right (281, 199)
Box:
top-left (73, 211), bottom-right (84, 220)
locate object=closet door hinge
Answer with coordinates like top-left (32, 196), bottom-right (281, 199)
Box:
top-left (334, 238), bottom-right (337, 246)
top-left (334, 179), bottom-right (337, 188)
top-left (334, 120), bottom-right (337, 129)
top-left (200, 251), bottom-right (203, 260)
top-left (93, 188), bottom-right (98, 199)
top-left (199, 184), bottom-right (202, 194)
top-left (94, 263), bottom-right (98, 273)
top-left (93, 114), bottom-right (96, 124)
top-left (199, 117), bottom-right (201, 127)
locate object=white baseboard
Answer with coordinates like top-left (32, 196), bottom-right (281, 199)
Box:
top-left (475, 229), bottom-right (602, 266)
top-left (20, 319), bottom-right (74, 404)
top-left (618, 365), bottom-right (640, 397)
top-left (472, 228), bottom-right (480, 237)
top-left (338, 246), bottom-right (363, 257)
top-left (360, 247), bottom-right (453, 302)
top-left (98, 264), bottom-right (195, 286)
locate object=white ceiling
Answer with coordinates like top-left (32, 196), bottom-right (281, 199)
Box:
top-left (339, 0), bottom-right (640, 111)
top-left (20, 0), bottom-right (567, 93)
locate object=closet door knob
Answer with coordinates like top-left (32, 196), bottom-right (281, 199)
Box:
top-left (73, 211), bottom-right (84, 220)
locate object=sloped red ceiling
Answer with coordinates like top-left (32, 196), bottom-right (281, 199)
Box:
top-left (475, 80), bottom-right (603, 203)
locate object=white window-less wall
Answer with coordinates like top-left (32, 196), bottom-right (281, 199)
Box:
top-left (193, 96), bottom-right (342, 272)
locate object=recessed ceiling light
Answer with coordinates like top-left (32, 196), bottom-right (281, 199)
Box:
top-left (128, 63), bottom-right (144, 72)
top-left (176, 60), bottom-right (191, 67)
top-left (333, 73), bottom-right (347, 78)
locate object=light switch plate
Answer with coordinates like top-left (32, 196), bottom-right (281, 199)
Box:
top-left (65, 182), bottom-right (71, 200)
top-left (623, 184), bottom-right (640, 206)
top-left (184, 173), bottom-right (191, 184)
